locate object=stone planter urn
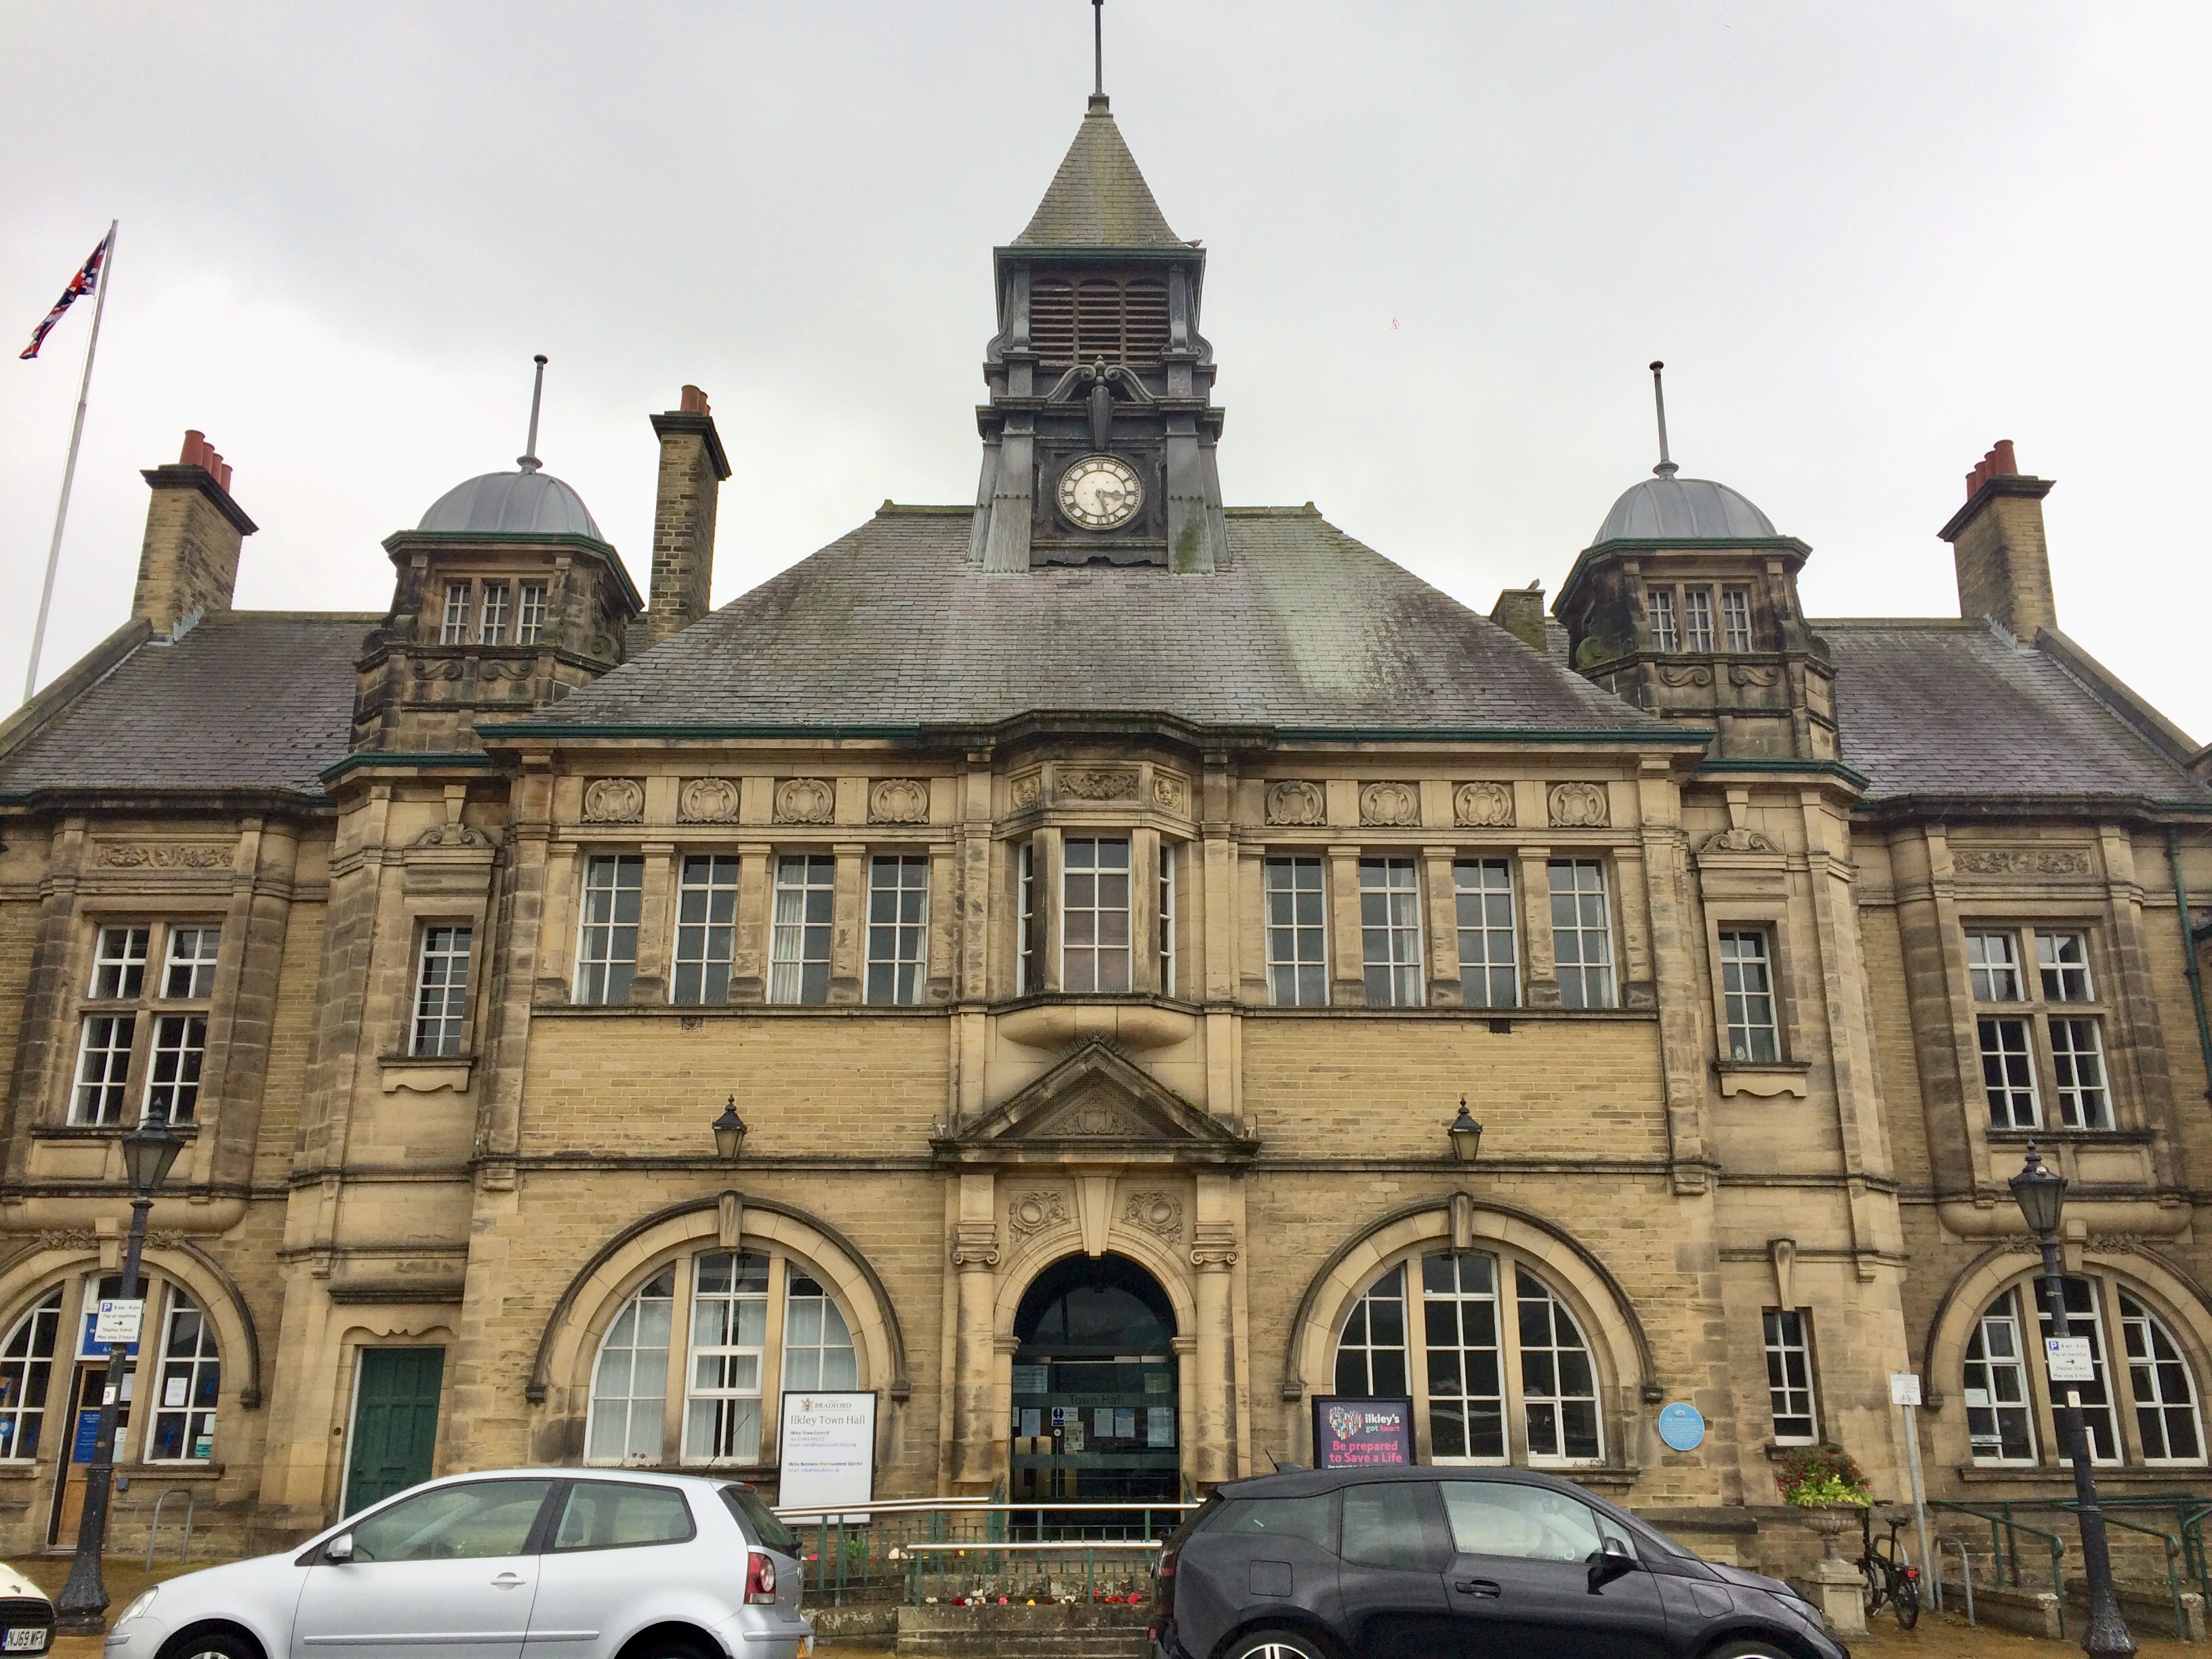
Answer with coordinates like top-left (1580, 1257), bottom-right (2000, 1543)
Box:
top-left (1795, 1505), bottom-right (1868, 1637)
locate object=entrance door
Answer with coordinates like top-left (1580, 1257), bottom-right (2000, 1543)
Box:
top-left (345, 1348), bottom-right (445, 1515)
top-left (49, 1274), bottom-right (145, 1547)
top-left (1008, 1254), bottom-right (1179, 1517)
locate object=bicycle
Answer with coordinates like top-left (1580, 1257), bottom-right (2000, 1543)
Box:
top-left (1856, 1507), bottom-right (1922, 1629)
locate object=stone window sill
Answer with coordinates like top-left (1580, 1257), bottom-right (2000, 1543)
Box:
top-left (1987, 1126), bottom-right (2150, 1146)
top-left (29, 1122), bottom-right (201, 1141)
top-left (117, 1462), bottom-right (224, 1483)
top-left (377, 1054), bottom-right (476, 1094)
top-left (1715, 1061), bottom-right (1812, 1099)
top-left (1954, 1462), bottom-right (2207, 1485)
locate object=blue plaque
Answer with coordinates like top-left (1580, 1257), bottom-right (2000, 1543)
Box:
top-left (1657, 1402), bottom-right (1706, 1452)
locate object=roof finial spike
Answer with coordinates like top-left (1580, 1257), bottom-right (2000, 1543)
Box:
top-left (1091, 0), bottom-right (1107, 109)
top-left (518, 353), bottom-right (548, 474)
top-left (1649, 360), bottom-right (1678, 480)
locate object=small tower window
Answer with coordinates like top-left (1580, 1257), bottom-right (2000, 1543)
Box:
top-left (1722, 587), bottom-right (1753, 651)
top-left (441, 581), bottom-right (472, 645)
top-left (1683, 589), bottom-right (1715, 653)
top-left (479, 583), bottom-right (510, 646)
top-left (1647, 590), bottom-right (1679, 653)
top-left (518, 583), bottom-right (549, 645)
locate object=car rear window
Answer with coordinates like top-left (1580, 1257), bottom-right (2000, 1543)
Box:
top-left (551, 1481), bottom-right (695, 1551)
top-left (1208, 1496), bottom-right (1333, 1550)
top-left (720, 1483), bottom-right (798, 1552)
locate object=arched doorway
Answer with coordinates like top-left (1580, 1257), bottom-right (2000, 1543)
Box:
top-left (1010, 1253), bottom-right (1179, 1504)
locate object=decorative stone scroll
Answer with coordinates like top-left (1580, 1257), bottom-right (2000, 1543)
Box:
top-left (869, 779), bottom-right (930, 824)
top-left (1954, 848), bottom-right (2093, 876)
top-left (1359, 783), bottom-right (1420, 827)
top-left (1547, 782), bottom-right (1610, 828)
top-left (1008, 1189), bottom-right (1071, 1237)
top-left (1698, 826), bottom-right (1778, 856)
top-left (94, 843), bottom-right (229, 869)
top-left (1454, 782), bottom-right (1514, 828)
top-left (1265, 781), bottom-right (1326, 826)
top-left (678, 777), bottom-right (739, 823)
top-left (581, 778), bottom-right (644, 823)
top-left (1656, 664), bottom-right (1713, 688)
top-left (773, 778), bottom-right (835, 825)
top-left (1122, 1191), bottom-right (1184, 1240)
top-left (411, 821), bottom-right (489, 849)
top-left (1059, 767), bottom-right (1139, 802)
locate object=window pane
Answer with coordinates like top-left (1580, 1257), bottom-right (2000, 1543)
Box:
top-left (1967, 931), bottom-right (2023, 1002)
top-left (589, 1268), bottom-right (674, 1465)
top-left (352, 1479), bottom-right (553, 1561)
top-left (2120, 1291), bottom-right (2205, 1465)
top-left (1978, 1017), bottom-right (2039, 1128)
top-left (73, 1013), bottom-right (136, 1126)
top-left (1719, 930), bottom-right (1780, 1063)
top-left (1647, 589), bottom-right (1678, 653)
top-left (1515, 1269), bottom-right (1601, 1462)
top-left (1359, 858), bottom-right (1422, 1008)
top-left (1683, 589), bottom-right (1714, 653)
top-left (769, 855), bottom-right (835, 1006)
top-left (0, 1289), bottom-right (64, 1461)
top-left (1547, 861), bottom-right (1614, 1009)
top-left (162, 926), bottom-right (221, 999)
top-left (1454, 861), bottom-right (1517, 1010)
top-left (478, 582), bottom-right (510, 647)
top-left (1340, 1481), bottom-right (1442, 1573)
top-left (783, 1271), bottom-right (859, 1401)
top-left (865, 856), bottom-right (929, 1006)
top-left (2049, 1018), bottom-right (2110, 1130)
top-left (1017, 843), bottom-right (1038, 996)
top-left (516, 583), bottom-right (548, 645)
top-left (2036, 931), bottom-right (2093, 1002)
top-left (441, 581), bottom-right (472, 646)
top-left (144, 1013), bottom-right (208, 1123)
top-left (1762, 1309), bottom-right (1818, 1443)
top-left (1721, 587), bottom-right (1753, 652)
top-left (1061, 838), bottom-right (1132, 995)
top-left (1964, 1289), bottom-right (2036, 1463)
top-left (552, 1481), bottom-right (694, 1550)
top-left (1334, 1267), bottom-right (1408, 1401)
top-left (411, 925), bottom-right (472, 1056)
top-left (2034, 1277), bottom-right (2121, 1464)
top-left (684, 1253), bottom-right (770, 1464)
top-left (1441, 1481), bottom-right (1602, 1562)
top-left (1159, 844), bottom-right (1177, 998)
top-left (91, 926), bottom-right (149, 1000)
top-left (1420, 1254), bottom-right (1504, 1460)
top-left (576, 855), bottom-right (644, 1006)
top-left (148, 1288), bottom-right (220, 1461)
top-left (674, 856), bottom-right (741, 1006)
top-left (1265, 857), bottom-right (1328, 1008)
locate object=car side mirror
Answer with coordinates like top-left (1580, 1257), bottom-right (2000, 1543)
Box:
top-left (324, 1534), bottom-right (354, 1564)
top-left (1588, 1535), bottom-right (1635, 1591)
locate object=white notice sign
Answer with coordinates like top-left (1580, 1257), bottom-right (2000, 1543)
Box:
top-left (778, 1391), bottom-right (876, 1523)
top-left (2046, 1336), bottom-right (2096, 1382)
top-left (1889, 1373), bottom-right (1923, 1407)
top-left (93, 1299), bottom-right (143, 1345)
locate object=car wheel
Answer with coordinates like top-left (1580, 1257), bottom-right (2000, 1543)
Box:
top-left (1701, 1643), bottom-right (1795, 1659)
top-left (161, 1631), bottom-right (262, 1659)
top-left (1223, 1631), bottom-right (1331, 1659)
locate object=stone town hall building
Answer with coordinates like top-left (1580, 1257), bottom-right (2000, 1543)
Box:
top-left (0, 91), bottom-right (2209, 1566)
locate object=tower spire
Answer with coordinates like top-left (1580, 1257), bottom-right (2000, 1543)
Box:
top-left (1649, 359), bottom-right (1677, 479)
top-left (518, 353), bottom-right (548, 474)
top-left (1093, 0), bottom-right (1105, 102)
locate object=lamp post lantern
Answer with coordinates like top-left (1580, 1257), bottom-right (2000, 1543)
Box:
top-left (1447, 1099), bottom-right (1483, 1167)
top-left (712, 1097), bottom-right (749, 1164)
top-left (54, 1109), bottom-right (186, 1633)
top-left (2009, 1143), bottom-right (2137, 1658)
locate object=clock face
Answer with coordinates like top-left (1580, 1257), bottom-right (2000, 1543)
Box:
top-left (1056, 454), bottom-right (1143, 531)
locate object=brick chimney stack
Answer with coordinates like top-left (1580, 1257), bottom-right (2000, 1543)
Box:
top-left (1940, 438), bottom-right (2056, 638)
top-left (134, 430), bottom-right (256, 635)
top-left (646, 385), bottom-right (731, 646)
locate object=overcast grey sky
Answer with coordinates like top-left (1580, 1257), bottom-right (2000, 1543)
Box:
top-left (3, 3), bottom-right (2207, 740)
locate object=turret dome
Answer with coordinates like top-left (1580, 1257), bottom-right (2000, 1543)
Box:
top-left (417, 469), bottom-right (602, 539)
top-left (1593, 476), bottom-right (1776, 545)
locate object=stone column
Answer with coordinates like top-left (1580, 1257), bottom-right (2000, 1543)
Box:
top-left (1191, 1223), bottom-right (1239, 1487)
top-left (1422, 846), bottom-right (1461, 1007)
top-left (830, 843), bottom-right (867, 1004)
top-left (1327, 845), bottom-right (1366, 1006)
top-left (1515, 846), bottom-right (1561, 1007)
top-left (626, 842), bottom-right (675, 1004)
top-left (731, 842), bottom-right (773, 1002)
top-left (1132, 827), bottom-right (1163, 996)
top-left (949, 1174), bottom-right (1000, 1492)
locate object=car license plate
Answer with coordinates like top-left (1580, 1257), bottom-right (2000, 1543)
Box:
top-left (4, 1627), bottom-right (49, 1652)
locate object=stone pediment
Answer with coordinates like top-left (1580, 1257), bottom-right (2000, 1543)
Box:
top-left (935, 1039), bottom-right (1258, 1168)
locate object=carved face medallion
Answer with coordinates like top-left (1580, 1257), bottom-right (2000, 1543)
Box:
top-left (1057, 454), bottom-right (1143, 531)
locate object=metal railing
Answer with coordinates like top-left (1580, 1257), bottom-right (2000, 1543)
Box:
top-left (1926, 1500), bottom-right (2070, 1637)
top-left (1929, 1495), bottom-right (2208, 1640)
top-left (770, 1496), bottom-right (1197, 1607)
top-left (143, 1488), bottom-right (197, 1571)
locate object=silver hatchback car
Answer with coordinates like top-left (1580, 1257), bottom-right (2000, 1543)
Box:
top-left (104, 1469), bottom-right (811, 1659)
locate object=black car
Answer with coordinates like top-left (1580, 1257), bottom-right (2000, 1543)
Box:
top-left (1151, 1465), bottom-right (1845, 1659)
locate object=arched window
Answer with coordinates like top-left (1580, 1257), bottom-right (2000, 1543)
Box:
top-left (0, 1289), bottom-right (62, 1460)
top-left (1334, 1252), bottom-right (1602, 1467)
top-left (148, 1286), bottom-right (220, 1462)
top-left (585, 1248), bottom-right (864, 1469)
top-left (1963, 1275), bottom-right (2206, 1469)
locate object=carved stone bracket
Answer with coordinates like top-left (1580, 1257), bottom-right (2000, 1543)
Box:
top-left (1265, 781), bottom-right (1326, 826)
top-left (1190, 1223), bottom-right (1239, 1271)
top-left (1548, 782), bottom-right (1610, 828)
top-left (950, 1221), bottom-right (1000, 1269)
top-left (1122, 1191), bottom-right (1184, 1240)
top-left (678, 777), bottom-right (739, 823)
top-left (1454, 782), bottom-right (1514, 827)
top-left (1359, 783), bottom-right (1420, 827)
top-left (1698, 826), bottom-right (1780, 857)
top-left (774, 778), bottom-right (834, 824)
top-left (869, 779), bottom-right (930, 824)
top-left (581, 778), bottom-right (644, 823)
top-left (410, 821), bottom-right (489, 849)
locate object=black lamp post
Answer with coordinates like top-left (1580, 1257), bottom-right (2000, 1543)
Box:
top-left (712, 1097), bottom-right (749, 1164)
top-left (54, 1109), bottom-right (186, 1633)
top-left (1447, 1099), bottom-right (1483, 1167)
top-left (2010, 1143), bottom-right (2137, 1658)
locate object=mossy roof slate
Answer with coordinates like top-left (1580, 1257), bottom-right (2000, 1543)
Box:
top-left (1014, 102), bottom-right (1183, 249)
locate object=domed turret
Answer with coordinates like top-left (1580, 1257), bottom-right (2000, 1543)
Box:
top-left (1593, 476), bottom-right (1775, 546)
top-left (417, 469), bottom-right (603, 540)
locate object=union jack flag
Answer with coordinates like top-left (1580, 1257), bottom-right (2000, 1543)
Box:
top-left (18, 232), bottom-right (110, 361)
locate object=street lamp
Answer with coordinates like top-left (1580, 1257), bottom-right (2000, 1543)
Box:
top-left (712, 1097), bottom-right (749, 1164)
top-left (54, 1109), bottom-right (186, 1633)
top-left (2009, 1143), bottom-right (2138, 1659)
top-left (1447, 1099), bottom-right (1483, 1167)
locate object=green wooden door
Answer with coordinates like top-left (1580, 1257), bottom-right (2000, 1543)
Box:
top-left (345, 1347), bottom-right (445, 1514)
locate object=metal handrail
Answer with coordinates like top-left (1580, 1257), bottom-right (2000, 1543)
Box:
top-left (2051, 1500), bottom-right (2187, 1638)
top-left (1926, 1500), bottom-right (2070, 1638)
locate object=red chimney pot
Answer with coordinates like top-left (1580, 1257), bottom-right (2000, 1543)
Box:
top-left (680, 384), bottom-right (710, 415)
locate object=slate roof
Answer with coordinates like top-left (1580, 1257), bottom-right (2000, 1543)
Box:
top-left (0, 613), bottom-right (373, 800)
top-left (1822, 620), bottom-right (2211, 807)
top-left (500, 506), bottom-right (1677, 739)
top-left (1015, 100), bottom-right (1184, 248)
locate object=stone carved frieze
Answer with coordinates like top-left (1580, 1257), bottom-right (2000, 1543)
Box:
top-left (94, 843), bottom-right (229, 870)
top-left (1729, 664), bottom-right (1782, 687)
top-left (1265, 781), bottom-right (1326, 826)
top-left (1954, 848), bottom-right (2093, 877)
top-left (869, 779), bottom-right (930, 824)
top-left (678, 778), bottom-right (739, 823)
top-left (581, 778), bottom-right (644, 823)
top-left (1122, 1191), bottom-right (1184, 1240)
top-left (1008, 1190), bottom-right (1071, 1237)
top-left (1359, 783), bottom-right (1420, 827)
top-left (1548, 782), bottom-right (1610, 828)
top-left (1059, 767), bottom-right (1139, 802)
top-left (1656, 664), bottom-right (1713, 688)
top-left (1454, 782), bottom-right (1514, 828)
top-left (774, 778), bottom-right (835, 825)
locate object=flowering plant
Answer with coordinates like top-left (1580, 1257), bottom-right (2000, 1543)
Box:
top-left (1775, 1446), bottom-right (1872, 1508)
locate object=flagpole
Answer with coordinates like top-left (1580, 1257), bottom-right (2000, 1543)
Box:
top-left (23, 220), bottom-right (118, 708)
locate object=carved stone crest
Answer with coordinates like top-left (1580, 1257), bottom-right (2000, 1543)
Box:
top-left (1063, 1099), bottom-right (1132, 1136)
top-left (678, 777), bottom-right (739, 823)
top-left (774, 778), bottom-right (835, 825)
top-left (1059, 768), bottom-right (1139, 802)
top-left (1954, 848), bottom-right (2093, 876)
top-left (1454, 782), bottom-right (1514, 828)
top-left (868, 779), bottom-right (930, 824)
top-left (1152, 773), bottom-right (1187, 813)
top-left (94, 844), bottom-right (228, 870)
top-left (1008, 1190), bottom-right (1071, 1237)
top-left (581, 778), bottom-right (644, 823)
top-left (1010, 774), bottom-right (1042, 809)
top-left (1122, 1191), bottom-right (1184, 1240)
top-left (1548, 782), bottom-right (1610, 828)
top-left (1698, 826), bottom-right (1779, 856)
top-left (1359, 783), bottom-right (1420, 827)
top-left (410, 821), bottom-right (489, 849)
top-left (1265, 781), bottom-right (1326, 826)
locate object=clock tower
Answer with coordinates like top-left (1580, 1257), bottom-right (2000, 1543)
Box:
top-left (972, 94), bottom-right (1227, 573)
